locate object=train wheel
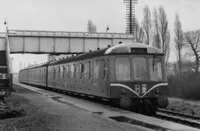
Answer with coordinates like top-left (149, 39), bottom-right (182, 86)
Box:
top-left (119, 95), bottom-right (132, 109)
top-left (110, 98), bottom-right (120, 107)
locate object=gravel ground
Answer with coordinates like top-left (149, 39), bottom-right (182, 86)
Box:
top-left (167, 97), bottom-right (200, 116)
top-left (0, 93), bottom-right (59, 131)
top-left (0, 84), bottom-right (147, 131)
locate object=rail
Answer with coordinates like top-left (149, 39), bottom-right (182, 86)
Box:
top-left (156, 108), bottom-right (200, 129)
top-left (158, 108), bottom-right (200, 120)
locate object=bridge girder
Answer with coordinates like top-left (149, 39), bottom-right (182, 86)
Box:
top-left (0, 30), bottom-right (135, 54)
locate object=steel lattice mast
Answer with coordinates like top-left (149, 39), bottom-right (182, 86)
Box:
top-left (123, 0), bottom-right (138, 34)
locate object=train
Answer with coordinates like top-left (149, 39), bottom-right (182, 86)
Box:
top-left (0, 50), bottom-right (12, 99)
top-left (19, 42), bottom-right (169, 115)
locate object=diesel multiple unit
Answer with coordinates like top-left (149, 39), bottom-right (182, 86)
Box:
top-left (19, 43), bottom-right (169, 115)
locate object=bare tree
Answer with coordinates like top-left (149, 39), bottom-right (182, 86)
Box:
top-left (134, 18), bottom-right (144, 43)
top-left (165, 31), bottom-right (170, 62)
top-left (174, 13), bottom-right (184, 75)
top-left (184, 30), bottom-right (200, 75)
top-left (158, 6), bottom-right (170, 62)
top-left (87, 20), bottom-right (97, 33)
top-left (142, 5), bottom-right (151, 45)
top-left (152, 8), bottom-right (161, 49)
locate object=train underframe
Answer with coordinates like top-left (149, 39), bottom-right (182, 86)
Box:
top-left (111, 95), bottom-right (168, 115)
top-left (20, 81), bottom-right (168, 115)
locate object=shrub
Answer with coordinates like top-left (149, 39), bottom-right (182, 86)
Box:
top-left (168, 72), bottom-right (200, 100)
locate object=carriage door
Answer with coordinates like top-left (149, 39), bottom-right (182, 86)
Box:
top-left (98, 59), bottom-right (108, 97)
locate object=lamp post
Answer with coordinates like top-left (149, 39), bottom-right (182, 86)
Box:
top-left (106, 26), bottom-right (109, 33)
top-left (4, 20), bottom-right (14, 92)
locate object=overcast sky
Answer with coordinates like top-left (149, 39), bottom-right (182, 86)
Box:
top-left (3, 0), bottom-right (199, 72)
top-left (0, 0), bottom-right (198, 32)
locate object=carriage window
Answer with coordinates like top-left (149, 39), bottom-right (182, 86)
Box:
top-left (67, 65), bottom-right (69, 77)
top-left (84, 62), bottom-right (91, 79)
top-left (149, 58), bottom-right (163, 81)
top-left (60, 66), bottom-right (63, 78)
top-left (74, 65), bottom-right (77, 78)
top-left (43, 69), bottom-right (45, 79)
top-left (44, 69), bottom-right (46, 78)
top-left (132, 57), bottom-right (148, 80)
top-left (115, 58), bottom-right (130, 81)
top-left (42, 69), bottom-right (44, 79)
top-left (41, 69), bottom-right (42, 79)
top-left (80, 64), bottom-right (84, 78)
top-left (57, 66), bottom-right (60, 79)
top-left (62, 66), bottom-right (65, 78)
top-left (84, 63), bottom-right (88, 78)
top-left (93, 61), bottom-right (99, 79)
top-left (65, 65), bottom-right (68, 77)
top-left (53, 67), bottom-right (56, 80)
top-left (88, 62), bottom-right (91, 78)
top-left (102, 60), bottom-right (107, 79)
top-left (74, 64), bottom-right (79, 78)
top-left (71, 64), bottom-right (74, 78)
top-left (42, 69), bottom-right (44, 78)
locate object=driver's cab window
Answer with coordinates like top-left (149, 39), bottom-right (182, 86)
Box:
top-left (115, 57), bottom-right (131, 81)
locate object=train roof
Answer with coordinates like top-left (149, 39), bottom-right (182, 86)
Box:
top-left (49, 48), bottom-right (107, 65)
top-left (105, 43), bottom-right (163, 54)
top-left (21, 42), bottom-right (164, 69)
top-left (48, 42), bottom-right (163, 66)
top-left (20, 62), bottom-right (49, 71)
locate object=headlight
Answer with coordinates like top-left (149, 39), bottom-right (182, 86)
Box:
top-left (155, 88), bottom-right (159, 94)
top-left (0, 90), bottom-right (6, 95)
top-left (142, 84), bottom-right (147, 94)
top-left (121, 88), bottom-right (126, 95)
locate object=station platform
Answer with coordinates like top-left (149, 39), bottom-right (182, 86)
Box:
top-left (13, 82), bottom-right (200, 131)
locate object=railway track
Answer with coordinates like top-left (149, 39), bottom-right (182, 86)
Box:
top-left (156, 108), bottom-right (200, 128)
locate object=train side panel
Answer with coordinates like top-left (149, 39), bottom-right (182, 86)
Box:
top-left (19, 69), bottom-right (28, 83)
top-left (46, 56), bottom-right (110, 98)
top-left (21, 66), bottom-right (47, 87)
top-left (47, 66), bottom-right (56, 89)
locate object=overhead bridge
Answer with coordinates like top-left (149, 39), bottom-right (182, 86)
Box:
top-left (1, 30), bottom-right (134, 54)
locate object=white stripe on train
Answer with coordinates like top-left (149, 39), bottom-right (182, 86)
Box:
top-left (110, 83), bottom-right (141, 97)
top-left (141, 83), bottom-right (168, 97)
top-left (110, 83), bottom-right (168, 98)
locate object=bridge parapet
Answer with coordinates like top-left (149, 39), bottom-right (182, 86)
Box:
top-left (3, 30), bottom-right (135, 54)
top-left (8, 30), bottom-right (134, 39)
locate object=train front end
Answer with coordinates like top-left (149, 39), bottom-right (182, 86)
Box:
top-left (108, 43), bottom-right (169, 115)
